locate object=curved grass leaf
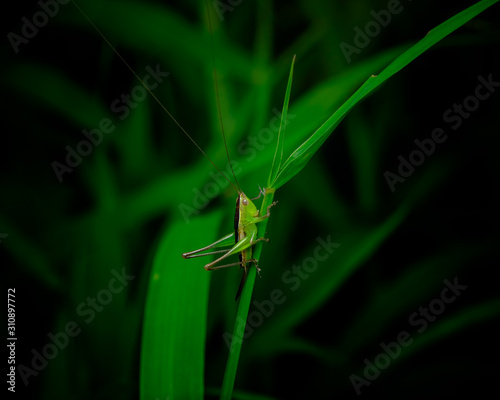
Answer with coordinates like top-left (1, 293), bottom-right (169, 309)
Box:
top-left (140, 211), bottom-right (223, 400)
top-left (272, 0), bottom-right (499, 190)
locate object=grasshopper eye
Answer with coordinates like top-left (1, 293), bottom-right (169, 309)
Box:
top-left (242, 198), bottom-right (248, 206)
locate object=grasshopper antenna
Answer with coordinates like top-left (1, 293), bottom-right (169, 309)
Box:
top-left (204, 0), bottom-right (242, 193)
top-left (69, 0), bottom-right (240, 194)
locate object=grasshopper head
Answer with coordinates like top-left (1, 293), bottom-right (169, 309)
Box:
top-left (239, 192), bottom-right (258, 216)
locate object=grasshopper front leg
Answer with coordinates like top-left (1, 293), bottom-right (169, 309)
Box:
top-left (253, 201), bottom-right (278, 222)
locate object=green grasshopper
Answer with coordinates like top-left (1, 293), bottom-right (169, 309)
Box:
top-left (182, 189), bottom-right (277, 299)
top-left (71, 0), bottom-right (276, 299)
top-left (179, 1), bottom-right (278, 299)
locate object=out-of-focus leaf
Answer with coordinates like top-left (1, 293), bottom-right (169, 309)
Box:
top-left (140, 211), bottom-right (223, 400)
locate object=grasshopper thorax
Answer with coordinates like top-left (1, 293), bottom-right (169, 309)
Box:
top-left (234, 191), bottom-right (259, 234)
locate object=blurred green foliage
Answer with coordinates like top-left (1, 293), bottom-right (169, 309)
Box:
top-left (2, 0), bottom-right (499, 399)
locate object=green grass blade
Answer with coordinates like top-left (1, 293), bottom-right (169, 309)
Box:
top-left (220, 190), bottom-right (276, 400)
top-left (140, 211), bottom-right (223, 400)
top-left (268, 55), bottom-right (296, 188)
top-left (272, 0), bottom-right (499, 190)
